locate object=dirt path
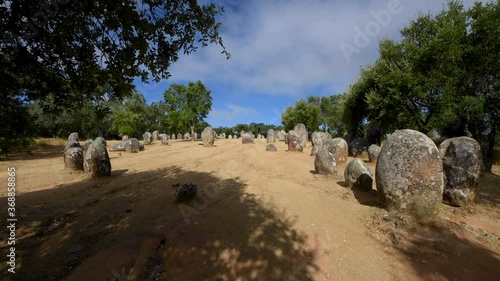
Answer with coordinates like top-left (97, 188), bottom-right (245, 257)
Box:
top-left (0, 139), bottom-right (499, 280)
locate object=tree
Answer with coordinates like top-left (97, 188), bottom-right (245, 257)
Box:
top-left (281, 99), bottom-right (321, 131)
top-left (111, 92), bottom-right (148, 138)
top-left (163, 81), bottom-right (212, 140)
top-left (340, 1), bottom-right (499, 170)
top-left (1, 0), bottom-right (229, 151)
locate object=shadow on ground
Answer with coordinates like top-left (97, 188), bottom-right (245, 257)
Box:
top-left (390, 219), bottom-right (500, 280)
top-left (0, 165), bottom-right (318, 281)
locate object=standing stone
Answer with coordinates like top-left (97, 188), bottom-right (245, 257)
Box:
top-left (280, 130), bottom-right (287, 140)
top-left (368, 144), bottom-right (381, 163)
top-left (152, 131), bottom-right (159, 141)
top-left (314, 148), bottom-right (337, 175)
top-left (266, 143), bottom-right (277, 152)
top-left (184, 133), bottom-right (190, 140)
top-left (228, 135), bottom-right (233, 139)
top-left (122, 135), bottom-right (129, 141)
top-left (143, 132), bottom-right (152, 145)
top-left (240, 131), bottom-right (245, 138)
top-left (293, 123), bottom-right (308, 148)
top-left (277, 131), bottom-right (286, 141)
top-left (65, 146), bottom-right (84, 170)
top-left (310, 132), bottom-right (333, 156)
top-left (376, 129), bottom-right (444, 217)
top-left (67, 132), bottom-right (79, 143)
top-left (159, 134), bottom-right (169, 145)
top-left (331, 138), bottom-right (348, 163)
top-left (194, 132), bottom-right (198, 140)
top-left (284, 133), bottom-right (289, 144)
top-left (439, 137), bottom-right (483, 207)
top-left (241, 132), bottom-right (254, 144)
top-left (84, 137), bottom-right (111, 178)
top-left (257, 134), bottom-right (262, 139)
top-left (171, 134), bottom-right (176, 140)
top-left (287, 131), bottom-right (303, 152)
top-left (177, 133), bottom-right (182, 140)
top-left (65, 132), bottom-right (79, 151)
top-left (349, 138), bottom-right (369, 157)
top-left (267, 129), bottom-right (276, 143)
top-left (64, 140), bottom-right (84, 170)
top-left (201, 127), bottom-right (215, 147)
top-left (84, 139), bottom-right (93, 156)
top-left (345, 158), bottom-right (373, 191)
top-left (366, 127), bottom-right (382, 146)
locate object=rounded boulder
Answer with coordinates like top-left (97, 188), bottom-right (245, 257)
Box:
top-left (376, 129), bottom-right (444, 217)
top-left (345, 158), bottom-right (373, 191)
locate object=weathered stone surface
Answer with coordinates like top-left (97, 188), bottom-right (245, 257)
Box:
top-left (376, 129), bottom-right (444, 217)
top-left (331, 138), bottom-right (348, 163)
top-left (194, 132), bottom-right (198, 140)
top-left (349, 138), bottom-right (369, 157)
top-left (177, 133), bottom-right (182, 140)
top-left (284, 133), bottom-right (289, 144)
top-left (65, 147), bottom-right (84, 170)
top-left (439, 137), bottom-right (483, 207)
top-left (126, 138), bottom-right (141, 152)
top-left (241, 132), bottom-right (254, 144)
top-left (84, 139), bottom-right (93, 156)
top-left (176, 183), bottom-right (198, 202)
top-left (267, 129), bottom-right (276, 143)
top-left (310, 132), bottom-right (333, 156)
top-left (184, 133), bottom-right (190, 140)
top-left (171, 134), bottom-right (176, 140)
top-left (266, 143), bottom-right (277, 152)
top-left (143, 132), bottom-right (152, 145)
top-left (366, 127), bottom-right (382, 146)
top-left (277, 130), bottom-right (286, 141)
top-left (287, 131), bottom-right (303, 152)
top-left (110, 139), bottom-right (141, 153)
top-left (228, 135), bottom-right (233, 139)
top-left (65, 133), bottom-right (79, 151)
top-left (294, 123), bottom-right (308, 148)
top-left (122, 135), bottom-right (129, 141)
top-left (368, 144), bottom-right (381, 163)
top-left (67, 132), bottom-right (79, 143)
top-left (345, 158), bottom-right (373, 191)
top-left (159, 134), bottom-right (169, 145)
top-left (84, 137), bottom-right (111, 178)
top-left (201, 127), bottom-right (215, 147)
top-left (152, 130), bottom-right (159, 141)
top-left (314, 148), bottom-right (337, 174)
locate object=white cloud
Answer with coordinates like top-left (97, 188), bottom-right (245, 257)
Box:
top-left (207, 104), bottom-right (259, 125)
top-left (167, 0), bottom-right (492, 97)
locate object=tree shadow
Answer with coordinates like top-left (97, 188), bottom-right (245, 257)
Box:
top-left (389, 220), bottom-right (500, 281)
top-left (478, 172), bottom-right (500, 206)
top-left (3, 146), bottom-right (65, 161)
top-left (0, 166), bottom-right (318, 281)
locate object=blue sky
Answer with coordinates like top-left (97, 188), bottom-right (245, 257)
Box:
top-left (133, 0), bottom-right (490, 128)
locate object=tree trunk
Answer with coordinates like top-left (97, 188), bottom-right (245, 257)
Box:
top-left (484, 130), bottom-right (496, 172)
top-left (191, 125), bottom-right (195, 141)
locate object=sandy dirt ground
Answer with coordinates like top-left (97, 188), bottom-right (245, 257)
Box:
top-left (0, 138), bottom-right (499, 281)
